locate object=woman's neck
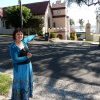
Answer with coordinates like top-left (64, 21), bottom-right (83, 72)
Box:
top-left (15, 41), bottom-right (24, 49)
top-left (15, 40), bottom-right (22, 44)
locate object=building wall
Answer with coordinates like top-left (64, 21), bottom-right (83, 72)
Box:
top-left (53, 9), bottom-right (65, 16)
top-left (52, 0), bottom-right (66, 8)
top-left (0, 27), bottom-right (14, 34)
top-left (43, 3), bottom-right (53, 33)
top-left (51, 0), bottom-right (70, 39)
top-left (53, 17), bottom-right (65, 27)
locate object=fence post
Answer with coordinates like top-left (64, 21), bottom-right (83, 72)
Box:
top-left (98, 36), bottom-right (100, 47)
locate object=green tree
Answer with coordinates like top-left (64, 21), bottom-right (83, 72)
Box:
top-left (67, 0), bottom-right (99, 6)
top-left (5, 6), bottom-right (43, 35)
top-left (70, 18), bottom-right (75, 26)
top-left (5, 6), bottom-right (32, 28)
top-left (26, 16), bottom-right (43, 34)
top-left (79, 19), bottom-right (84, 29)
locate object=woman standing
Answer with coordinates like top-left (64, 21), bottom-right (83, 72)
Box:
top-left (9, 28), bottom-right (36, 100)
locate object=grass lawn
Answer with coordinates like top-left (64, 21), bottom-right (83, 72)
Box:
top-left (0, 34), bottom-right (12, 37)
top-left (0, 72), bottom-right (12, 96)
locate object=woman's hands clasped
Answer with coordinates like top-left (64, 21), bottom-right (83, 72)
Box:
top-left (27, 52), bottom-right (32, 58)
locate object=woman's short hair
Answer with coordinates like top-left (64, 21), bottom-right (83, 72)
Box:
top-left (13, 28), bottom-right (24, 40)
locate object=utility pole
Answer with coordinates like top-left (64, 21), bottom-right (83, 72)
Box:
top-left (18, 0), bottom-right (23, 29)
top-left (96, 7), bottom-right (100, 47)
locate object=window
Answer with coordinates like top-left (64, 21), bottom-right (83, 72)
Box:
top-left (53, 22), bottom-right (56, 27)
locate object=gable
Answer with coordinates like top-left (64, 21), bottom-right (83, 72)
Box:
top-left (24, 1), bottom-right (50, 15)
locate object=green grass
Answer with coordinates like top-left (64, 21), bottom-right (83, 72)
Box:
top-left (0, 34), bottom-right (12, 37)
top-left (0, 73), bottom-right (12, 96)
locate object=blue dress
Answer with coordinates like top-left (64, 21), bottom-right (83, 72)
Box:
top-left (9, 35), bottom-right (36, 100)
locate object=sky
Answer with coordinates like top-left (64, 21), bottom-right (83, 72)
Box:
top-left (68, 3), bottom-right (98, 26)
top-left (0, 0), bottom-right (98, 26)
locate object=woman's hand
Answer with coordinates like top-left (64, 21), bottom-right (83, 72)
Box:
top-left (27, 52), bottom-right (32, 58)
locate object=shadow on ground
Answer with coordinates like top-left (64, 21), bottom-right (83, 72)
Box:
top-left (0, 37), bottom-right (100, 99)
top-left (29, 43), bottom-right (100, 86)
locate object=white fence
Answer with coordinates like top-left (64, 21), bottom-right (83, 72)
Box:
top-left (74, 25), bottom-right (96, 33)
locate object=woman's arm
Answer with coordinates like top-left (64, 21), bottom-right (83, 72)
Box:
top-left (23, 35), bottom-right (36, 44)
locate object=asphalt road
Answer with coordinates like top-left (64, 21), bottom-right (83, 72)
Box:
top-left (0, 37), bottom-right (100, 100)
top-left (0, 36), bottom-right (100, 87)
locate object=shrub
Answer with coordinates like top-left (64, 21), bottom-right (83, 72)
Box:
top-left (50, 32), bottom-right (56, 38)
top-left (70, 32), bottom-right (77, 40)
top-left (57, 34), bottom-right (63, 39)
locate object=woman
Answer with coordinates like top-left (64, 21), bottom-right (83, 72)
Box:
top-left (9, 28), bottom-right (36, 100)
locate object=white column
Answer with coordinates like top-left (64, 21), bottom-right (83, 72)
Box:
top-left (96, 7), bottom-right (100, 34)
top-left (96, 15), bottom-right (100, 34)
top-left (0, 18), bottom-right (1, 27)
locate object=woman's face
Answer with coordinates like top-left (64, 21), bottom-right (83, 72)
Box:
top-left (15, 31), bottom-right (23, 42)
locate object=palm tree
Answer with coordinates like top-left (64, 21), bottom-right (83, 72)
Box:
top-left (79, 19), bottom-right (84, 30)
top-left (70, 18), bottom-right (75, 26)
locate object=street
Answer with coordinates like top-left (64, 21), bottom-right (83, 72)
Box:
top-left (0, 36), bottom-right (100, 99)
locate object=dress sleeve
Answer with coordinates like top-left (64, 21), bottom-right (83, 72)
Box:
top-left (23, 35), bottom-right (36, 44)
top-left (10, 45), bottom-right (29, 63)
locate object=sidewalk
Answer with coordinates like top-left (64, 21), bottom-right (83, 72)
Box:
top-left (49, 38), bottom-right (99, 44)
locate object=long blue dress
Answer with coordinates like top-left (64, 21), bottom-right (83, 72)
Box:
top-left (9, 35), bottom-right (36, 100)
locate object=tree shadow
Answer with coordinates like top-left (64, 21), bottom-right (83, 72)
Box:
top-left (0, 39), bottom-right (100, 98)
top-left (44, 85), bottom-right (96, 100)
top-left (31, 43), bottom-right (100, 98)
top-left (30, 43), bottom-right (100, 87)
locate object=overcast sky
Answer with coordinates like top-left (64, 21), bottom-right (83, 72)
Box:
top-left (0, 0), bottom-right (98, 26)
top-left (68, 3), bottom-right (98, 26)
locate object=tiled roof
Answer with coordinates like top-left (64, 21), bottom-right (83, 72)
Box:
top-left (24, 1), bottom-right (50, 15)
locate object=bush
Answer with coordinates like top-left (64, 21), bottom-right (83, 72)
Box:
top-left (57, 34), bottom-right (63, 39)
top-left (38, 32), bottom-right (43, 36)
top-left (50, 32), bottom-right (56, 38)
top-left (70, 32), bottom-right (77, 40)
